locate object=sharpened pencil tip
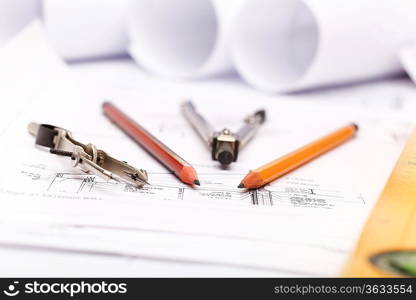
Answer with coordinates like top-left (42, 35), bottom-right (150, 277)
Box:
top-left (351, 123), bottom-right (359, 131)
top-left (238, 183), bottom-right (245, 189)
top-left (193, 180), bottom-right (200, 186)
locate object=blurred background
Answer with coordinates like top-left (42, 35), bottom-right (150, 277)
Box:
top-left (1, 0), bottom-right (416, 102)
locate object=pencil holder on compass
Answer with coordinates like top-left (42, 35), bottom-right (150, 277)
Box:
top-left (181, 101), bottom-right (266, 166)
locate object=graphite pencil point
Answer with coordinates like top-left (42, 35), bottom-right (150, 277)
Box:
top-left (193, 180), bottom-right (200, 186)
top-left (237, 183), bottom-right (245, 189)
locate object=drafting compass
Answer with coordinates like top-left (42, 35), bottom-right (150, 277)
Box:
top-left (181, 101), bottom-right (266, 166)
top-left (28, 122), bottom-right (148, 188)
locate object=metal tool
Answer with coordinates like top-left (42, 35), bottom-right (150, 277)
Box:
top-left (181, 101), bottom-right (266, 166)
top-left (28, 122), bottom-right (148, 188)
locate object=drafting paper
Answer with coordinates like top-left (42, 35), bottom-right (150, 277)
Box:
top-left (43, 0), bottom-right (132, 60)
top-left (230, 0), bottom-right (416, 92)
top-left (0, 0), bottom-right (40, 46)
top-left (0, 50), bottom-right (413, 276)
top-left (0, 98), bottom-right (412, 276)
top-left (127, 0), bottom-right (243, 78)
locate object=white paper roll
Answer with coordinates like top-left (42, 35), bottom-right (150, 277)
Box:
top-left (230, 0), bottom-right (416, 92)
top-left (127, 0), bottom-right (243, 78)
top-left (43, 0), bottom-right (132, 60)
top-left (0, 0), bottom-right (40, 45)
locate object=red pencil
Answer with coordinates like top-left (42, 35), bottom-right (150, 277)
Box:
top-left (102, 102), bottom-right (200, 186)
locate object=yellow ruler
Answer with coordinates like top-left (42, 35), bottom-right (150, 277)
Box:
top-left (342, 128), bottom-right (416, 277)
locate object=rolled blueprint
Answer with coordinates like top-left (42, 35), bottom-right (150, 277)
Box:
top-left (0, 0), bottom-right (40, 46)
top-left (230, 0), bottom-right (416, 92)
top-left (127, 0), bottom-right (243, 78)
top-left (43, 0), bottom-right (132, 60)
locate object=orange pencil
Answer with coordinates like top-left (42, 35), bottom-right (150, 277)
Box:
top-left (103, 102), bottom-right (200, 186)
top-left (238, 123), bottom-right (358, 189)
